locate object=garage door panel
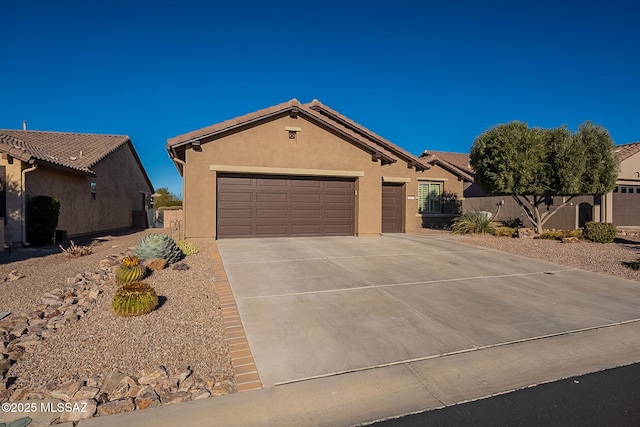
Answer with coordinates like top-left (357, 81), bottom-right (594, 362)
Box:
top-left (217, 174), bottom-right (354, 238)
top-left (219, 208), bottom-right (253, 219)
top-left (218, 192), bottom-right (254, 202)
top-left (325, 194), bottom-right (352, 204)
top-left (292, 209), bottom-right (322, 219)
top-left (292, 194), bottom-right (322, 203)
top-left (218, 176), bottom-right (252, 186)
top-left (257, 193), bottom-right (289, 203)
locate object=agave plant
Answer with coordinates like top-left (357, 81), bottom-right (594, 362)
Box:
top-left (133, 233), bottom-right (183, 264)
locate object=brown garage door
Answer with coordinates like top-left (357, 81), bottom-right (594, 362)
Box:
top-left (613, 185), bottom-right (640, 226)
top-left (217, 174), bottom-right (355, 238)
top-left (382, 184), bottom-right (403, 233)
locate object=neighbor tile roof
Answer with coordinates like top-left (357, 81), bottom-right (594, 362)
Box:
top-left (614, 142), bottom-right (640, 162)
top-left (167, 99), bottom-right (430, 170)
top-left (0, 130), bottom-right (130, 174)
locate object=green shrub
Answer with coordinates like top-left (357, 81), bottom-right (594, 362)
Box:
top-left (500, 218), bottom-right (523, 229)
top-left (567, 229), bottom-right (583, 239)
top-left (451, 212), bottom-right (495, 235)
top-left (492, 226), bottom-right (517, 237)
top-left (583, 222), bottom-right (617, 243)
top-left (536, 230), bottom-right (565, 240)
top-left (26, 196), bottom-right (60, 246)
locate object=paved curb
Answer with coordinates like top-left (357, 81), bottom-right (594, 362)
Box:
top-left (209, 244), bottom-right (262, 392)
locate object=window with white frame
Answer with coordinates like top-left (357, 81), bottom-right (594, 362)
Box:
top-left (419, 182), bottom-right (442, 213)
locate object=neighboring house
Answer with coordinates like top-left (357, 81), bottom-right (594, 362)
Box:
top-left (0, 129), bottom-right (154, 245)
top-left (609, 142), bottom-right (640, 227)
top-left (423, 144), bottom-right (640, 229)
top-left (166, 99), bottom-right (465, 239)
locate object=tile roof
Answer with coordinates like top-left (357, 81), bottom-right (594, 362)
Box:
top-left (306, 100), bottom-right (429, 170)
top-left (167, 99), bottom-right (429, 171)
top-left (0, 130), bottom-right (130, 174)
top-left (614, 142), bottom-right (640, 162)
top-left (419, 150), bottom-right (474, 181)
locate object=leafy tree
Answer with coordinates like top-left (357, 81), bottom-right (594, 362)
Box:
top-left (153, 187), bottom-right (182, 208)
top-left (470, 121), bottom-right (619, 233)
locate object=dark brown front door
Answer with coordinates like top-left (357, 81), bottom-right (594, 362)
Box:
top-left (382, 183), bottom-right (403, 233)
top-left (613, 185), bottom-right (640, 226)
top-left (217, 174), bottom-right (355, 238)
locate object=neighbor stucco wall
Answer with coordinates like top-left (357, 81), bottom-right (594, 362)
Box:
top-left (26, 143), bottom-right (152, 237)
top-left (182, 113), bottom-right (429, 238)
top-left (0, 158), bottom-right (30, 244)
top-left (619, 151), bottom-right (640, 181)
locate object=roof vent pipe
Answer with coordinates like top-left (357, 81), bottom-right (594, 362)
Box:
top-left (22, 121), bottom-right (27, 130)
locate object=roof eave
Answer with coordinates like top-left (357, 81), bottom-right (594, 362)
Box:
top-left (167, 104), bottom-right (398, 165)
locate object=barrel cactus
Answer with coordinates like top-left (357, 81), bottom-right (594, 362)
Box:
top-left (115, 264), bottom-right (147, 285)
top-left (112, 282), bottom-right (159, 317)
top-left (133, 234), bottom-right (183, 264)
top-left (177, 240), bottom-right (199, 256)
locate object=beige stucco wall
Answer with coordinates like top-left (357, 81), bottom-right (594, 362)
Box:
top-left (0, 158), bottom-right (30, 244)
top-left (619, 151), bottom-right (640, 182)
top-left (25, 143), bottom-right (152, 238)
top-left (181, 113), bottom-right (444, 238)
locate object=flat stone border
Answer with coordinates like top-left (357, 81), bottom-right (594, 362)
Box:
top-left (209, 244), bottom-right (262, 392)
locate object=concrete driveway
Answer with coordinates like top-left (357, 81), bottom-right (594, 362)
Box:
top-left (217, 233), bottom-right (640, 388)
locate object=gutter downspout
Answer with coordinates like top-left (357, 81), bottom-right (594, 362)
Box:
top-left (171, 157), bottom-right (186, 240)
top-left (21, 163), bottom-right (38, 246)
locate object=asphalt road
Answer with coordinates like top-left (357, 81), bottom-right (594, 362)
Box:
top-left (374, 362), bottom-right (640, 427)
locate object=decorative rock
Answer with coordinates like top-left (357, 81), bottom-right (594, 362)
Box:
top-left (101, 371), bottom-right (127, 396)
top-left (8, 387), bottom-right (31, 402)
top-left (171, 262), bottom-right (189, 271)
top-left (59, 398), bottom-right (97, 422)
top-left (517, 228), bottom-right (537, 239)
top-left (6, 270), bottom-right (25, 281)
top-left (191, 388), bottom-right (211, 400)
top-left (138, 367), bottom-right (168, 386)
top-left (108, 381), bottom-right (130, 400)
top-left (97, 398), bottom-right (135, 416)
top-left (145, 258), bottom-right (167, 271)
top-left (210, 382), bottom-right (234, 397)
top-left (72, 386), bottom-right (100, 401)
top-left (176, 369), bottom-right (192, 383)
top-left (0, 358), bottom-right (11, 372)
top-left (162, 391), bottom-right (191, 405)
top-left (135, 390), bottom-right (162, 410)
top-left (99, 259), bottom-right (113, 268)
top-left (156, 377), bottom-right (179, 394)
top-left (50, 379), bottom-right (83, 401)
top-left (126, 385), bottom-right (150, 398)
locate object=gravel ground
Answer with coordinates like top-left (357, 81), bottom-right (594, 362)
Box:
top-left (461, 234), bottom-right (640, 282)
top-left (0, 229), bottom-right (233, 390)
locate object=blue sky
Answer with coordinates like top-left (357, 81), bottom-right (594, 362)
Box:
top-left (1, 1), bottom-right (639, 196)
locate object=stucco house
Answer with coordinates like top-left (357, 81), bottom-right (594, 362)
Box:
top-left (422, 143), bottom-right (640, 229)
top-left (166, 99), bottom-right (467, 239)
top-left (0, 129), bottom-right (154, 246)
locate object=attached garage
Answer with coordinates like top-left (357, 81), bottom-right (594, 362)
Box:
top-left (167, 99), bottom-right (432, 239)
top-left (217, 174), bottom-right (355, 238)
